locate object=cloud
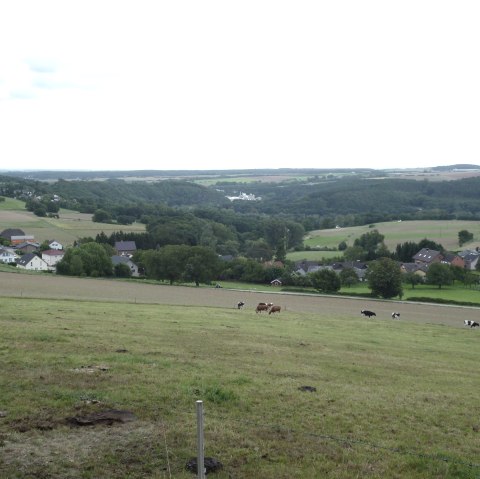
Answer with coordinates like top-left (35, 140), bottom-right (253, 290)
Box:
top-left (26, 57), bottom-right (59, 74)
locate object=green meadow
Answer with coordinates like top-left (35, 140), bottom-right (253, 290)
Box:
top-left (0, 297), bottom-right (478, 478)
top-left (304, 220), bottom-right (480, 253)
top-left (0, 199), bottom-right (145, 246)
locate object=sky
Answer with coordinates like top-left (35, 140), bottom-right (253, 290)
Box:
top-left (1, 1), bottom-right (479, 172)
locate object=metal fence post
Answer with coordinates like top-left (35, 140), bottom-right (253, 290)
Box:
top-left (196, 400), bottom-right (205, 479)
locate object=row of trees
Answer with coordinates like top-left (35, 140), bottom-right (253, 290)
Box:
top-left (55, 238), bottom-right (480, 299)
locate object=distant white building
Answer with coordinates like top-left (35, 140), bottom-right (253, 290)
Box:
top-left (226, 192), bottom-right (262, 202)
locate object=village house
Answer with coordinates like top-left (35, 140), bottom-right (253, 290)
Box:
top-left (458, 249), bottom-right (480, 270)
top-left (114, 240), bottom-right (137, 256)
top-left (400, 262), bottom-right (427, 279)
top-left (331, 261), bottom-right (369, 281)
top-left (441, 252), bottom-right (465, 269)
top-left (16, 253), bottom-right (49, 271)
top-left (111, 255), bottom-right (140, 277)
top-left (47, 240), bottom-right (64, 250)
top-left (0, 246), bottom-right (19, 264)
top-left (42, 249), bottom-right (66, 270)
top-left (14, 241), bottom-right (40, 254)
top-left (413, 248), bottom-right (443, 266)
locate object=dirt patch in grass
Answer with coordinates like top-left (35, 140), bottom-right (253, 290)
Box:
top-left (1, 421), bottom-right (169, 479)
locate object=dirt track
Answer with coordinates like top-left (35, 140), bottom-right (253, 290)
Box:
top-left (1, 271), bottom-right (479, 328)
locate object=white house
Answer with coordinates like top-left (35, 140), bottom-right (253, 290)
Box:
top-left (0, 247), bottom-right (18, 264)
top-left (42, 249), bottom-right (65, 270)
top-left (111, 255), bottom-right (140, 277)
top-left (48, 240), bottom-right (63, 250)
top-left (16, 253), bottom-right (49, 271)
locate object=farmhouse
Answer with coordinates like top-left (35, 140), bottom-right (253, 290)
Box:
top-left (111, 255), bottom-right (140, 277)
top-left (42, 249), bottom-right (66, 270)
top-left (10, 235), bottom-right (35, 246)
top-left (441, 253), bottom-right (465, 268)
top-left (458, 249), bottom-right (480, 270)
top-left (400, 262), bottom-right (427, 278)
top-left (47, 240), bottom-right (64, 250)
top-left (14, 241), bottom-right (40, 254)
top-left (114, 241), bottom-right (137, 256)
top-left (413, 248), bottom-right (443, 266)
top-left (0, 228), bottom-right (26, 242)
top-left (16, 253), bottom-right (49, 271)
top-left (331, 261), bottom-right (368, 281)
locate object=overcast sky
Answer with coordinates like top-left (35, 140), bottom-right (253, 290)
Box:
top-left (1, 1), bottom-right (479, 171)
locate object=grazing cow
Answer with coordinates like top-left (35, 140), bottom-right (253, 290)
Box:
top-left (392, 312), bottom-right (400, 319)
top-left (269, 305), bottom-right (281, 314)
top-left (256, 303), bottom-right (270, 313)
top-left (237, 301), bottom-right (245, 310)
top-left (361, 310), bottom-right (376, 318)
top-left (464, 320), bottom-right (479, 328)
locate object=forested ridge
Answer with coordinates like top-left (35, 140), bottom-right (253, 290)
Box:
top-left (3, 173), bottom-right (480, 226)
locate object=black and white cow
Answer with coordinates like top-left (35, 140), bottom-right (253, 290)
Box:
top-left (361, 310), bottom-right (376, 318)
top-left (464, 320), bottom-right (479, 328)
top-left (237, 301), bottom-right (245, 310)
top-left (392, 312), bottom-right (400, 319)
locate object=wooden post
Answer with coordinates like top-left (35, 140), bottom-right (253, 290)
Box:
top-left (196, 400), bottom-right (205, 479)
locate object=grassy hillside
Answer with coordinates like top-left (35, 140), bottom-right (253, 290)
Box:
top-left (0, 200), bottom-right (145, 246)
top-left (304, 220), bottom-right (480, 253)
top-left (0, 297), bottom-right (478, 478)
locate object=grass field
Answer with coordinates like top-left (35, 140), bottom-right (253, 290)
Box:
top-left (0, 277), bottom-right (479, 478)
top-left (0, 200), bottom-right (145, 246)
top-left (286, 250), bottom-right (342, 262)
top-left (304, 220), bottom-right (480, 253)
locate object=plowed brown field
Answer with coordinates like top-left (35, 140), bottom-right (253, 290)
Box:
top-left (1, 271), bottom-right (478, 329)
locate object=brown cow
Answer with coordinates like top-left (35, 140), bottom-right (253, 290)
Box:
top-left (268, 305), bottom-right (281, 314)
top-left (256, 303), bottom-right (270, 313)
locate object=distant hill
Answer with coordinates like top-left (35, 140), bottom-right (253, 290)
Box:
top-left (3, 169), bottom-right (480, 227)
top-left (431, 164), bottom-right (480, 171)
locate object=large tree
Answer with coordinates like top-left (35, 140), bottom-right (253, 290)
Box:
top-left (310, 269), bottom-right (341, 293)
top-left (182, 246), bottom-right (221, 286)
top-left (367, 257), bottom-right (403, 299)
top-left (458, 229), bottom-right (473, 246)
top-left (57, 242), bottom-right (113, 277)
top-left (425, 263), bottom-right (453, 289)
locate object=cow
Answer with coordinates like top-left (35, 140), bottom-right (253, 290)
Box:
top-left (237, 301), bottom-right (245, 310)
top-left (256, 303), bottom-right (270, 313)
top-left (361, 310), bottom-right (376, 318)
top-left (392, 312), bottom-right (400, 319)
top-left (464, 320), bottom-right (479, 328)
top-left (269, 305), bottom-right (281, 314)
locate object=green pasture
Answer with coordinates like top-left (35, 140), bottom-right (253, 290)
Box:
top-left (287, 250), bottom-right (341, 262)
top-left (340, 281), bottom-right (480, 304)
top-left (0, 297), bottom-right (479, 478)
top-left (305, 220), bottom-right (480, 252)
top-left (0, 202), bottom-right (145, 246)
top-left (0, 197), bottom-right (25, 210)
